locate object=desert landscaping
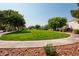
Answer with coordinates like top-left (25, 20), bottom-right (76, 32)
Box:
top-left (0, 3), bottom-right (79, 56)
top-left (0, 42), bottom-right (79, 56)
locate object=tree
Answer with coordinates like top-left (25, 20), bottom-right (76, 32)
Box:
top-left (43, 25), bottom-right (49, 30)
top-left (28, 26), bottom-right (35, 29)
top-left (71, 3), bottom-right (79, 18)
top-left (70, 3), bottom-right (79, 23)
top-left (71, 9), bottom-right (79, 19)
top-left (35, 25), bottom-right (40, 29)
top-left (0, 10), bottom-right (26, 31)
top-left (48, 17), bottom-right (67, 30)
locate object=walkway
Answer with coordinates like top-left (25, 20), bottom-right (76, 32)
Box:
top-left (0, 32), bottom-right (79, 48)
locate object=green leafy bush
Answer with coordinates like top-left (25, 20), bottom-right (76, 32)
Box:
top-left (43, 44), bottom-right (57, 56)
top-left (73, 29), bottom-right (79, 34)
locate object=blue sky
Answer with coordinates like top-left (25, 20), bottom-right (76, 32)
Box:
top-left (0, 3), bottom-right (77, 27)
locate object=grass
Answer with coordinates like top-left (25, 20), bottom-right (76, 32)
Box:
top-left (0, 30), bottom-right (70, 41)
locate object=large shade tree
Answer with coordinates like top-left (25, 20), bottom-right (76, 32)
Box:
top-left (0, 10), bottom-right (26, 32)
top-left (48, 17), bottom-right (67, 30)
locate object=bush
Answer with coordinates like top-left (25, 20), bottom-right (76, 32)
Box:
top-left (57, 27), bottom-right (73, 32)
top-left (59, 28), bottom-right (64, 32)
top-left (43, 44), bottom-right (57, 56)
top-left (64, 27), bottom-right (73, 32)
top-left (73, 29), bottom-right (79, 34)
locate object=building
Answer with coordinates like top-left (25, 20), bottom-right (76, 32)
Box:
top-left (67, 20), bottom-right (79, 29)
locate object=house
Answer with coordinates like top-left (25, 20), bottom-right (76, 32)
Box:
top-left (67, 19), bottom-right (79, 29)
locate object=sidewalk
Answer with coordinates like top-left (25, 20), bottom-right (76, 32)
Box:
top-left (0, 32), bottom-right (79, 48)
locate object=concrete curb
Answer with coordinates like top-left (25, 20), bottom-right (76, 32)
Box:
top-left (0, 33), bottom-right (75, 48)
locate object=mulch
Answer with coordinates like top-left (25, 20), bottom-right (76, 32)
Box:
top-left (0, 42), bottom-right (79, 56)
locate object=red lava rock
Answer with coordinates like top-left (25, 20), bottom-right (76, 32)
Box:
top-left (0, 42), bottom-right (79, 56)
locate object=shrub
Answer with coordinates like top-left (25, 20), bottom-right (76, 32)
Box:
top-left (59, 28), bottom-right (64, 32)
top-left (43, 44), bottom-right (57, 56)
top-left (73, 29), bottom-right (79, 34)
top-left (58, 27), bottom-right (73, 32)
top-left (64, 26), bottom-right (73, 32)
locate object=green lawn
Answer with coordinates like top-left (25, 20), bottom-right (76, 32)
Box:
top-left (0, 30), bottom-right (70, 41)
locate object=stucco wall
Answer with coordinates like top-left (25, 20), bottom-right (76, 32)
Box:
top-left (68, 21), bottom-right (79, 29)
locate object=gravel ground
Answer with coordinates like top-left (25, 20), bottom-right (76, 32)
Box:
top-left (55, 42), bottom-right (79, 56)
top-left (0, 48), bottom-right (46, 56)
top-left (0, 42), bottom-right (79, 56)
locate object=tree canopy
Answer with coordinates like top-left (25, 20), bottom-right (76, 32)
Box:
top-left (70, 3), bottom-right (79, 23)
top-left (48, 17), bottom-right (67, 30)
top-left (0, 10), bottom-right (26, 32)
top-left (43, 25), bottom-right (49, 30)
top-left (71, 9), bottom-right (79, 19)
top-left (28, 26), bottom-right (35, 29)
top-left (35, 25), bottom-right (41, 29)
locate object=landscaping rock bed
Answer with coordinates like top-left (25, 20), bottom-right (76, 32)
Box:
top-left (0, 42), bottom-right (79, 56)
top-left (0, 48), bottom-right (46, 56)
top-left (55, 42), bottom-right (79, 56)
